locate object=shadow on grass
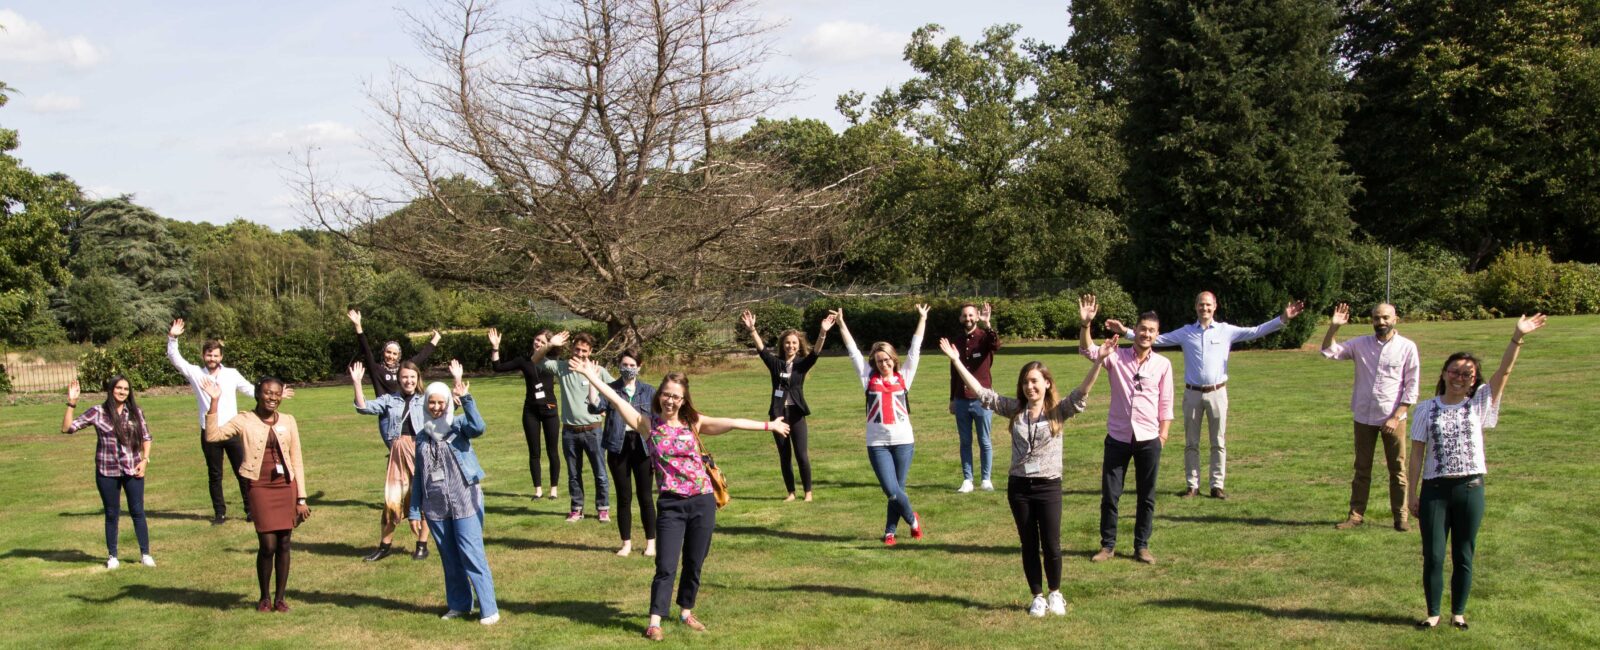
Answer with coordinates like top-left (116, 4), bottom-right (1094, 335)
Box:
top-left (751, 584), bottom-right (1004, 610)
top-left (1, 548), bottom-right (102, 563)
top-left (1145, 598), bottom-right (1413, 626)
top-left (483, 504), bottom-right (567, 518)
top-left (718, 525), bottom-right (853, 543)
top-left (57, 509), bottom-right (213, 521)
top-left (1159, 514), bottom-right (1325, 527)
top-left (483, 536), bottom-right (608, 553)
top-left (295, 540), bottom-right (382, 558)
top-left (73, 584), bottom-right (246, 610)
top-left (501, 599), bottom-right (634, 631)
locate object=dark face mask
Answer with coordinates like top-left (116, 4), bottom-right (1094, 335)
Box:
top-left (621, 366), bottom-right (639, 379)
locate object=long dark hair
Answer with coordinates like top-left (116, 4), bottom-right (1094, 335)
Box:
top-left (652, 372), bottom-right (700, 428)
top-left (100, 375), bottom-right (144, 452)
top-left (1434, 351), bottom-right (1485, 397)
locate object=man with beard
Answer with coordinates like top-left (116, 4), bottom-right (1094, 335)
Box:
top-left (1321, 303), bottom-right (1421, 532)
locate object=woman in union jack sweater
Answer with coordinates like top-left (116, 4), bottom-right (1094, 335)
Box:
top-left (832, 304), bottom-right (929, 546)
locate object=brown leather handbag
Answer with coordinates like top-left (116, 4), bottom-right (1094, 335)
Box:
top-left (691, 426), bottom-right (730, 509)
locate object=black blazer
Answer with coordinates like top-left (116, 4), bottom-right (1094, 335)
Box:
top-left (759, 348), bottom-right (819, 419)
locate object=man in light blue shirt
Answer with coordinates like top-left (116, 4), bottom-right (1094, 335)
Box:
top-left (1108, 292), bottom-right (1303, 499)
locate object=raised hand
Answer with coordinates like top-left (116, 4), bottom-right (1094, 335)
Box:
top-left (938, 337), bottom-right (961, 360)
top-left (549, 331), bottom-right (571, 348)
top-left (430, 329), bottom-right (443, 346)
top-left (487, 328), bottom-right (502, 349)
top-left (282, 387), bottom-right (296, 399)
top-left (169, 318), bottom-right (185, 337)
top-left (1513, 313), bottom-right (1547, 340)
top-left (1283, 300), bottom-right (1306, 321)
top-left (820, 313), bottom-right (837, 332)
top-left (200, 378), bottom-right (222, 401)
top-left (67, 380), bottom-right (81, 405)
top-left (828, 309), bottom-right (845, 325)
top-left (915, 303), bottom-right (931, 318)
top-left (346, 309), bottom-right (362, 327)
top-left (567, 357), bottom-right (597, 379)
top-left (449, 359), bottom-right (464, 382)
top-left (453, 377), bottom-right (470, 398)
top-left (1079, 294), bottom-right (1098, 324)
top-left (981, 302), bottom-right (993, 327)
top-left (1104, 318), bottom-right (1126, 335)
top-left (1330, 303), bottom-right (1350, 326)
top-left (1098, 334), bottom-right (1121, 358)
top-left (348, 361), bottom-right (366, 384)
top-left (769, 416), bottom-right (791, 437)
top-left (741, 310), bottom-right (757, 332)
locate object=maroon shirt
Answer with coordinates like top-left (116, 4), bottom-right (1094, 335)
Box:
top-left (949, 327), bottom-right (1001, 400)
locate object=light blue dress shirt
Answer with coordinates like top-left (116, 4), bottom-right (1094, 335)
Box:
top-left (1154, 317), bottom-right (1284, 387)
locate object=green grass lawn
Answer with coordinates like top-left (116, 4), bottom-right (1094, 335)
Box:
top-left (2, 316), bottom-right (1598, 648)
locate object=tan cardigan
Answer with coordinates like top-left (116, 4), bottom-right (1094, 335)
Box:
top-left (205, 410), bottom-right (307, 499)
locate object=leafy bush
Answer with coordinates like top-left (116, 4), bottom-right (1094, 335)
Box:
top-left (1480, 244), bottom-right (1557, 316)
top-left (187, 300), bottom-right (241, 339)
top-left (992, 299), bottom-right (1045, 339)
top-left (1551, 262), bottom-right (1600, 315)
top-left (1080, 278), bottom-right (1138, 327)
top-left (644, 319), bottom-right (720, 365)
top-left (1342, 242), bottom-right (1487, 320)
top-left (734, 301), bottom-right (805, 349)
top-left (435, 331), bottom-right (494, 372)
top-left (0, 363), bottom-right (11, 394)
top-left (77, 336), bottom-right (189, 390)
top-left (227, 329), bottom-right (330, 384)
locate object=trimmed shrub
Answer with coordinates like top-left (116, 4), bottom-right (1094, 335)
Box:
top-left (644, 319), bottom-right (720, 365)
top-left (992, 299), bottom-right (1045, 339)
top-left (1480, 244), bottom-right (1557, 316)
top-left (1080, 278), bottom-right (1138, 328)
top-left (77, 336), bottom-right (189, 390)
top-left (434, 331), bottom-right (494, 372)
top-left (0, 363), bottom-right (11, 394)
top-left (227, 329), bottom-right (330, 384)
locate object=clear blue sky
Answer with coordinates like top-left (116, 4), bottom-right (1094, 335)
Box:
top-left (2, 1), bottom-right (1066, 229)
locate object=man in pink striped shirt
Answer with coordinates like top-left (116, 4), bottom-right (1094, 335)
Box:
top-left (1321, 302), bottom-right (1421, 532)
top-left (1079, 295), bottom-right (1174, 564)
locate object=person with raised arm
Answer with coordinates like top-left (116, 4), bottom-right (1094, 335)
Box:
top-left (409, 360), bottom-right (501, 625)
top-left (488, 327), bottom-right (563, 499)
top-left (569, 357), bottom-right (788, 642)
top-left (202, 375), bottom-right (311, 613)
top-left (835, 304), bottom-right (930, 546)
top-left (1079, 295), bottom-right (1173, 564)
top-left (948, 302), bottom-right (1001, 494)
top-left (1104, 292), bottom-right (1305, 499)
top-left (350, 360), bottom-right (432, 562)
top-left (1405, 315), bottom-right (1545, 631)
top-left (740, 309), bottom-right (835, 502)
top-left (348, 309), bottom-right (440, 399)
top-left (941, 335), bottom-right (1109, 616)
top-left (588, 348), bottom-right (658, 556)
top-left (1321, 302), bottom-right (1421, 531)
top-left (530, 330), bottom-right (615, 522)
top-left (62, 376), bottom-right (155, 569)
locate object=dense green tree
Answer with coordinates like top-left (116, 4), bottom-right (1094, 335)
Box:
top-left (1066, 0), bottom-right (1138, 101)
top-left (1339, 0), bottom-right (1600, 268)
top-left (65, 197), bottom-right (194, 335)
top-left (1121, 0), bottom-right (1354, 347)
top-left (62, 273), bottom-right (136, 344)
top-left (0, 81), bottom-right (76, 346)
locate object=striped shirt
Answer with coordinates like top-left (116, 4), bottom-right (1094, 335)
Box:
top-left (68, 405), bottom-right (152, 476)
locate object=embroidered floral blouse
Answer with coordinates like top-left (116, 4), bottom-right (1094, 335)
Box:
top-left (646, 415), bottom-right (713, 498)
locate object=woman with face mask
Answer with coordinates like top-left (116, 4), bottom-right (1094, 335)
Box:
top-left (488, 327), bottom-right (563, 500)
top-left (587, 349), bottom-right (658, 556)
top-left (202, 375), bottom-right (311, 613)
top-left (62, 376), bottom-right (155, 569)
top-left (832, 305), bottom-right (930, 546)
top-left (740, 310), bottom-right (835, 502)
top-left (408, 360), bottom-right (499, 625)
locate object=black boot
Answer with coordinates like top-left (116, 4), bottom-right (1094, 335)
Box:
top-left (412, 541), bottom-right (429, 561)
top-left (363, 543), bottom-right (394, 562)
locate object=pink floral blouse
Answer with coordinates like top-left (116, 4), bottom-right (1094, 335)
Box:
top-left (646, 416), bottom-right (713, 498)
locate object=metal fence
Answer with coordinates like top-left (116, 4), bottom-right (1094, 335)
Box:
top-left (2, 351), bottom-right (79, 394)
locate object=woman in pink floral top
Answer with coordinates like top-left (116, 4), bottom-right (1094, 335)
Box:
top-left (61, 376), bottom-right (155, 570)
top-left (570, 359), bottom-right (788, 643)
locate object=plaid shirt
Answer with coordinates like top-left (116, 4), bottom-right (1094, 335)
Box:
top-left (68, 405), bottom-right (152, 476)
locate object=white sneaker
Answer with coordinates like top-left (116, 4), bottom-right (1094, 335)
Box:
top-left (140, 554), bottom-right (156, 567)
top-left (981, 480), bottom-right (994, 491)
top-left (1027, 595), bottom-right (1047, 617)
top-left (957, 479), bottom-right (974, 493)
top-left (479, 613), bottom-right (500, 626)
top-left (105, 557), bottom-right (120, 570)
top-left (1047, 591), bottom-right (1067, 616)
top-left (441, 610), bottom-right (466, 620)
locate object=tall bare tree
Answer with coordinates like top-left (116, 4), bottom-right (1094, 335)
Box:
top-left (304, 0), bottom-right (863, 351)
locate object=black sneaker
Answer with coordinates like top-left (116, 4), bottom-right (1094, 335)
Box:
top-left (210, 516), bottom-right (226, 526)
top-left (363, 545), bottom-right (394, 562)
top-left (412, 545), bottom-right (429, 561)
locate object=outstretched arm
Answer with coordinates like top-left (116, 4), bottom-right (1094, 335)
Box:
top-left (1487, 314), bottom-right (1545, 404)
top-left (349, 362), bottom-right (372, 410)
top-left (1077, 336), bottom-right (1116, 396)
top-left (531, 331), bottom-right (569, 366)
top-left (741, 310), bottom-right (766, 352)
top-left (813, 313), bottom-right (835, 352)
top-left (61, 381), bottom-right (84, 433)
top-left (166, 319), bottom-right (199, 375)
top-left (569, 358), bottom-right (647, 432)
top-left (699, 415), bottom-right (790, 437)
top-left (939, 338), bottom-right (986, 398)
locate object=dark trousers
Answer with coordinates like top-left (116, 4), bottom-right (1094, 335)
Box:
top-left (1008, 476), bottom-right (1063, 594)
top-left (774, 406), bottom-right (812, 494)
top-left (522, 408), bottom-right (561, 489)
top-left (564, 425), bottom-right (609, 512)
top-left (1100, 436), bottom-right (1162, 550)
top-left (608, 431), bottom-right (657, 542)
top-left (651, 492), bottom-right (717, 617)
top-left (201, 428), bottom-right (250, 519)
top-left (95, 473), bottom-right (149, 557)
top-left (1420, 475), bottom-right (1485, 617)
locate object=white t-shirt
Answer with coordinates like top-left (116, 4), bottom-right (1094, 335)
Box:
top-left (1409, 388), bottom-right (1499, 480)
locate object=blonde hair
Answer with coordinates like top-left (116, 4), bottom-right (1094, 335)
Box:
top-left (868, 342), bottom-right (900, 375)
top-left (778, 330), bottom-right (811, 358)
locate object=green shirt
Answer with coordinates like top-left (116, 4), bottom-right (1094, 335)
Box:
top-left (539, 358), bottom-right (615, 426)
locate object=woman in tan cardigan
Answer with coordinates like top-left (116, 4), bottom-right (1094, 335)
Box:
top-left (203, 376), bottom-right (311, 613)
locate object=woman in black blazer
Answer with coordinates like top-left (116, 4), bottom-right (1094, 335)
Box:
top-left (740, 310), bottom-right (835, 501)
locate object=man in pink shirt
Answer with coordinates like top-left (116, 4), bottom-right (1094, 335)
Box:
top-left (1079, 295), bottom-right (1174, 564)
top-left (1321, 302), bottom-right (1421, 531)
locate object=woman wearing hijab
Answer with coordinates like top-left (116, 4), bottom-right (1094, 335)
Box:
top-left (203, 375), bottom-right (311, 613)
top-left (409, 360), bottom-right (499, 625)
top-left (62, 376), bottom-right (155, 569)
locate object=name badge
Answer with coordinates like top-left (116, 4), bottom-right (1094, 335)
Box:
top-left (971, 352), bottom-right (983, 359)
top-left (534, 383), bottom-right (544, 390)
top-left (274, 463), bottom-right (288, 478)
top-left (534, 391), bottom-right (546, 399)
top-left (273, 424), bottom-right (287, 435)
top-left (431, 469), bottom-right (446, 485)
top-left (779, 372), bottom-right (790, 379)
top-left (579, 379), bottom-right (588, 387)
top-left (1024, 461), bottom-right (1040, 474)
top-left (774, 388), bottom-right (785, 399)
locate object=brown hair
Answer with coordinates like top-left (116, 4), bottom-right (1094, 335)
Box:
top-left (202, 339), bottom-right (225, 354)
top-left (1434, 352), bottom-right (1485, 398)
top-left (776, 330), bottom-right (811, 358)
top-left (398, 361), bottom-right (421, 376)
top-left (652, 372), bottom-right (700, 428)
top-left (1137, 311), bottom-right (1160, 326)
top-left (570, 332), bottom-right (597, 355)
top-left (868, 342), bottom-right (900, 376)
top-left (1013, 362), bottom-right (1065, 436)
top-left (617, 348), bottom-right (642, 366)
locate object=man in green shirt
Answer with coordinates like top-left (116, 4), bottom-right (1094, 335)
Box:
top-left (533, 331), bottom-right (615, 522)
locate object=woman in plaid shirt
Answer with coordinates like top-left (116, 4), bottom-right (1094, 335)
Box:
top-left (61, 376), bottom-right (155, 570)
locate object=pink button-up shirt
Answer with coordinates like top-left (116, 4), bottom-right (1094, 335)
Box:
top-left (1322, 332), bottom-right (1421, 426)
top-left (1081, 345), bottom-right (1174, 443)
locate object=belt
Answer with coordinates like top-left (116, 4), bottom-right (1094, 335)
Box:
top-left (567, 421), bottom-right (603, 433)
top-left (1185, 382), bottom-right (1227, 393)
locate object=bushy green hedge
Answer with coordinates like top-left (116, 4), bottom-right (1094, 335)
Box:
top-left (0, 364), bottom-right (11, 394)
top-left (79, 331), bottom-right (331, 389)
top-left (1479, 245), bottom-right (1600, 317)
top-left (77, 336), bottom-right (190, 390)
top-left (733, 301), bottom-right (805, 350)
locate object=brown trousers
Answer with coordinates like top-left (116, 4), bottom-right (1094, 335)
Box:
top-left (1349, 421), bottom-right (1408, 518)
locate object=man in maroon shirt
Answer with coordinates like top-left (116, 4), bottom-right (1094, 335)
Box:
top-left (949, 302), bottom-right (1001, 492)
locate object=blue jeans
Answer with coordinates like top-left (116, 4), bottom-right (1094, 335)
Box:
top-left (954, 398), bottom-right (993, 481)
top-left (425, 510), bottom-right (498, 618)
top-left (95, 473), bottom-right (148, 557)
top-left (866, 444), bottom-right (917, 534)
top-left (564, 425), bottom-right (610, 512)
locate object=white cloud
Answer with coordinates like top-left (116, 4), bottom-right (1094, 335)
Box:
top-left (230, 121), bottom-right (362, 157)
top-left (25, 92), bottom-right (82, 113)
top-left (0, 9), bottom-right (106, 70)
top-left (799, 21), bottom-right (906, 65)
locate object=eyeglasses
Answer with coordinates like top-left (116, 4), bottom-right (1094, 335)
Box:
top-left (1445, 369), bottom-right (1476, 379)
top-left (659, 394), bottom-right (685, 403)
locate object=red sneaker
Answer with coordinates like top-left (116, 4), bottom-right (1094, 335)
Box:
top-left (883, 533), bottom-right (897, 546)
top-left (910, 513), bottom-right (924, 540)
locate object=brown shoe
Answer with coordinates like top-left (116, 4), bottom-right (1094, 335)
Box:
top-left (1394, 516), bottom-right (1410, 532)
top-left (1134, 548), bottom-right (1156, 564)
top-left (1178, 488), bottom-right (1199, 498)
top-left (1090, 547), bottom-right (1115, 562)
top-left (679, 613), bottom-right (707, 632)
top-left (1334, 514), bottom-right (1364, 530)
top-left (643, 626), bottom-right (665, 641)
top-left (1210, 487), bottom-right (1228, 500)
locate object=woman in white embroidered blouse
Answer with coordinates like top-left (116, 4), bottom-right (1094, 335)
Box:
top-left (1405, 313), bottom-right (1545, 631)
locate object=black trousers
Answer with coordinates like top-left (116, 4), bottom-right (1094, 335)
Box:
top-left (651, 492), bottom-right (717, 617)
top-left (608, 431), bottom-right (657, 542)
top-left (1008, 475), bottom-right (1063, 594)
top-left (522, 407), bottom-right (561, 489)
top-left (1100, 436), bottom-right (1162, 550)
top-left (201, 428), bottom-right (250, 519)
top-left (774, 405), bottom-right (812, 494)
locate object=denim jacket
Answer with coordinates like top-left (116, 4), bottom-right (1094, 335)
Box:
top-left (408, 394), bottom-right (487, 520)
top-left (588, 378), bottom-right (656, 454)
top-left (355, 391), bottom-right (429, 445)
